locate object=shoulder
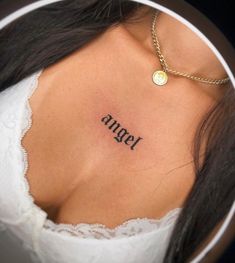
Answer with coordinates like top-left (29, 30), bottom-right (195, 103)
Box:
top-left (0, 71), bottom-right (41, 130)
top-left (0, 70), bottom-right (41, 150)
top-left (189, 215), bottom-right (235, 262)
top-left (0, 70), bottom-right (42, 108)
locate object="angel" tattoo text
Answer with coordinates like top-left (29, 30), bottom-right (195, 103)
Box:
top-left (101, 114), bottom-right (143, 150)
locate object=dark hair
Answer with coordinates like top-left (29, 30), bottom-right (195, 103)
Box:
top-left (0, 1), bottom-right (234, 262)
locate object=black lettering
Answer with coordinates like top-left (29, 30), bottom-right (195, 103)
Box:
top-left (124, 135), bottom-right (135, 145)
top-left (101, 114), bottom-right (113, 125)
top-left (109, 120), bottom-right (121, 133)
top-left (130, 137), bottom-right (143, 150)
top-left (114, 128), bottom-right (129, 143)
top-left (101, 113), bottom-right (143, 150)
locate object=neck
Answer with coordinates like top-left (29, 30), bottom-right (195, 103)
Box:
top-left (154, 11), bottom-right (227, 81)
top-left (123, 7), bottom-right (228, 82)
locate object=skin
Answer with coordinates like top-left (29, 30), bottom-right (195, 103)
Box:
top-left (187, 213), bottom-right (235, 262)
top-left (22, 5), bottom-right (228, 242)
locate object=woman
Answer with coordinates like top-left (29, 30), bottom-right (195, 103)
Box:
top-left (0, 1), bottom-right (234, 262)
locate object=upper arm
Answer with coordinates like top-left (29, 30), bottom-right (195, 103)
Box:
top-left (188, 214), bottom-right (235, 263)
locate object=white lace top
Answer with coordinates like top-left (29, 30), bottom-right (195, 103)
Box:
top-left (0, 70), bottom-right (182, 263)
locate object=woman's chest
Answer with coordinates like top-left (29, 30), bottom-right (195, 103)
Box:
top-left (20, 73), bottom-right (202, 228)
top-left (19, 38), bottom-right (215, 226)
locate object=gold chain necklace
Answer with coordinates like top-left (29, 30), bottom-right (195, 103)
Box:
top-left (151, 11), bottom-right (230, 87)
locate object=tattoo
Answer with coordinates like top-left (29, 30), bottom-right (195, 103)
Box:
top-left (101, 114), bottom-right (143, 150)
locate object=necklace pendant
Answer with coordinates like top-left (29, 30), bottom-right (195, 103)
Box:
top-left (152, 70), bottom-right (168, 86)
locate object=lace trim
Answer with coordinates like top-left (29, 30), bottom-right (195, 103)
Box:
top-left (43, 208), bottom-right (182, 239)
top-left (19, 69), bottom-right (45, 213)
top-left (19, 69), bottom-right (182, 240)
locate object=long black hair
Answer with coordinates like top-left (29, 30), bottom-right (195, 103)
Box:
top-left (0, 1), bottom-right (234, 262)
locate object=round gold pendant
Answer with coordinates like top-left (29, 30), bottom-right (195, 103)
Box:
top-left (152, 70), bottom-right (168, 86)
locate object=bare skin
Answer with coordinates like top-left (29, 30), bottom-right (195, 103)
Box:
top-left (21, 6), bottom-right (228, 231)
